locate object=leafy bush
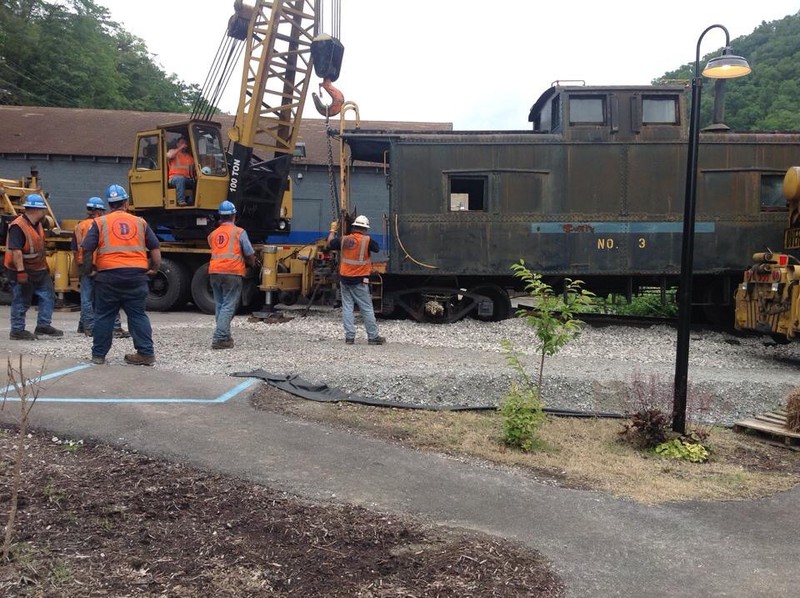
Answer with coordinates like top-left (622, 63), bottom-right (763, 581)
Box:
top-left (499, 384), bottom-right (545, 452)
top-left (618, 408), bottom-right (670, 449)
top-left (613, 291), bottom-right (678, 318)
top-left (655, 439), bottom-right (710, 463)
top-left (619, 370), bottom-right (716, 451)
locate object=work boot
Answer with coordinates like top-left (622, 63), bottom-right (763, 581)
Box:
top-left (9, 330), bottom-right (36, 341)
top-left (35, 324), bottom-right (63, 338)
top-left (90, 355), bottom-right (105, 365)
top-left (124, 352), bottom-right (155, 366)
top-left (84, 328), bottom-right (93, 337)
top-left (211, 338), bottom-right (234, 350)
top-left (113, 328), bottom-right (131, 339)
top-left (345, 337), bottom-right (355, 345)
top-left (368, 336), bottom-right (386, 345)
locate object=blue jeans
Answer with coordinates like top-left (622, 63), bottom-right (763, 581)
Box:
top-left (92, 281), bottom-right (153, 358)
top-left (10, 269), bottom-right (54, 333)
top-left (79, 274), bottom-right (122, 331)
top-left (169, 176), bottom-right (192, 205)
top-left (211, 274), bottom-right (242, 342)
top-left (340, 281), bottom-right (379, 340)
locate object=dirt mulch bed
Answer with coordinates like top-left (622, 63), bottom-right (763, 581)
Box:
top-left (0, 427), bottom-right (564, 597)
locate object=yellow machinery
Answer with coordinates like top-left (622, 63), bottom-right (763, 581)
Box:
top-left (125, 0), bottom-right (349, 313)
top-left (128, 0), bottom-right (325, 240)
top-left (735, 166), bottom-right (800, 340)
top-left (0, 167), bottom-right (80, 303)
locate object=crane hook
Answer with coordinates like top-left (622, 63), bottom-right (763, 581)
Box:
top-left (312, 79), bottom-right (344, 117)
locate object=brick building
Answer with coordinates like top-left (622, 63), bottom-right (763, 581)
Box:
top-left (0, 106), bottom-right (449, 247)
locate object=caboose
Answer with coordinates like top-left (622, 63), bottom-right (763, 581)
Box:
top-left (342, 83), bottom-right (800, 323)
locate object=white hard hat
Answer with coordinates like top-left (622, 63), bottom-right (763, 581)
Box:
top-left (352, 215), bottom-right (370, 229)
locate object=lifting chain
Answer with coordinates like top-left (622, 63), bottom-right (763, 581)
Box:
top-left (324, 115), bottom-right (340, 221)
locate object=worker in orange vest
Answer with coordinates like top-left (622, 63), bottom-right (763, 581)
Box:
top-left (80, 184), bottom-right (161, 366)
top-left (166, 135), bottom-right (195, 206)
top-left (326, 215), bottom-right (385, 345)
top-left (72, 196), bottom-right (128, 338)
top-left (207, 201), bottom-right (256, 349)
top-left (4, 193), bottom-right (63, 340)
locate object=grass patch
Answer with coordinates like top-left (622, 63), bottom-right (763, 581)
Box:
top-left (252, 387), bottom-right (800, 505)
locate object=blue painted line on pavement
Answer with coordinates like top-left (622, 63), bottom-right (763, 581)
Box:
top-left (1, 364), bottom-right (92, 394)
top-left (2, 370), bottom-right (259, 404)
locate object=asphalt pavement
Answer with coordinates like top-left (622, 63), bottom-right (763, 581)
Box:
top-left (0, 308), bottom-right (797, 597)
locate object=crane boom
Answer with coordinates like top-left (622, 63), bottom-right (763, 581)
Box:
top-left (228, 0), bottom-right (316, 157)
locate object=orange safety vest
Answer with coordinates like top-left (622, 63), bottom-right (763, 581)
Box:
top-left (94, 210), bottom-right (149, 271)
top-left (208, 223), bottom-right (246, 276)
top-left (73, 217), bottom-right (95, 266)
top-left (339, 232), bottom-right (372, 278)
top-left (168, 150), bottom-right (194, 179)
top-left (4, 215), bottom-right (46, 271)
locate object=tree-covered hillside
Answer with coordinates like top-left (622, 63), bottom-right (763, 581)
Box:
top-left (659, 12), bottom-right (800, 131)
top-left (0, 0), bottom-right (197, 112)
top-left (1, 1), bottom-right (799, 127)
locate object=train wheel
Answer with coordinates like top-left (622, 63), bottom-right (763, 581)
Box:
top-left (390, 289), bottom-right (466, 324)
top-left (469, 284), bottom-right (512, 321)
top-left (147, 257), bottom-right (190, 311)
top-left (190, 263), bottom-right (216, 314)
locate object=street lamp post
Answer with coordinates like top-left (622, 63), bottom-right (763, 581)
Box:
top-left (673, 25), bottom-right (751, 434)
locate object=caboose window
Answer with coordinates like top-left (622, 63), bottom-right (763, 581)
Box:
top-left (761, 174), bottom-right (788, 211)
top-left (643, 97), bottom-right (678, 124)
top-left (569, 97), bottom-right (605, 124)
top-left (449, 176), bottom-right (486, 211)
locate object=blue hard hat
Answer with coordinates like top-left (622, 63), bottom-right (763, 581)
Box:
top-left (218, 200), bottom-right (236, 215)
top-left (22, 193), bottom-right (47, 209)
top-left (105, 184), bottom-right (129, 202)
top-left (86, 196), bottom-right (106, 211)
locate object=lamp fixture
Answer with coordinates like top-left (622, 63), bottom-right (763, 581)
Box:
top-left (703, 48), bottom-right (751, 79)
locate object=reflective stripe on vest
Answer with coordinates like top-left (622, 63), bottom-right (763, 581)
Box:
top-left (3, 215), bottom-right (46, 271)
top-left (208, 223), bottom-right (245, 276)
top-left (339, 233), bottom-right (371, 278)
top-left (94, 211), bottom-right (148, 271)
top-left (169, 150), bottom-right (194, 178)
top-left (74, 217), bottom-right (94, 265)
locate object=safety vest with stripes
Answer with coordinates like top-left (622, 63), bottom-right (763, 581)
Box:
top-left (94, 210), bottom-right (148, 271)
top-left (208, 223), bottom-right (246, 276)
top-left (168, 150), bottom-right (194, 178)
top-left (73, 217), bottom-right (95, 266)
top-left (339, 232), bottom-right (372, 278)
top-left (4, 215), bottom-right (46, 271)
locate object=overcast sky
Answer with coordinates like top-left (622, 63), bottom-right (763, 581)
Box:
top-left (99, 0), bottom-right (800, 129)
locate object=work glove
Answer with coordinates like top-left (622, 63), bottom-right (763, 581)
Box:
top-left (14, 271), bottom-right (28, 284)
top-left (329, 220), bottom-right (339, 233)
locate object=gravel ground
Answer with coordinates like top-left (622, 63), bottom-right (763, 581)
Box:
top-left (23, 307), bottom-right (800, 427)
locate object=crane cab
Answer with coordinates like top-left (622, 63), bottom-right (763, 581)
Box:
top-left (129, 119), bottom-right (292, 242)
top-left (128, 120), bottom-right (231, 240)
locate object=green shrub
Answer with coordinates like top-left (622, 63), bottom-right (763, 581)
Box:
top-left (655, 438), bottom-right (710, 463)
top-left (613, 291), bottom-right (678, 318)
top-left (499, 384), bottom-right (545, 452)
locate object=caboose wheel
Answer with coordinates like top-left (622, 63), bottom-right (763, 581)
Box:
top-left (469, 284), bottom-right (511, 321)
